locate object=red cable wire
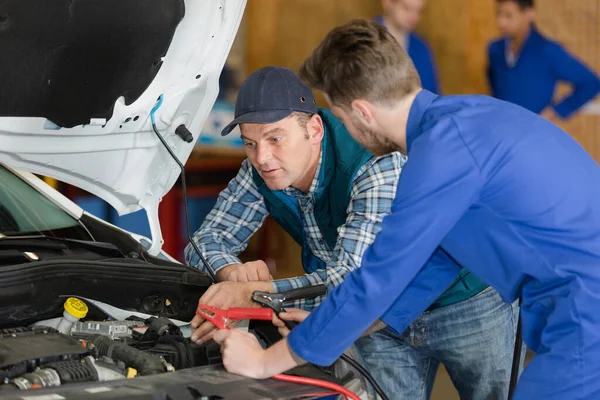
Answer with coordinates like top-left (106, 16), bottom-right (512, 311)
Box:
top-left (209, 322), bottom-right (359, 399)
top-left (272, 373), bottom-right (359, 400)
top-left (293, 391), bottom-right (346, 399)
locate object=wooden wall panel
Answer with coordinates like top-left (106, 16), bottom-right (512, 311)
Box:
top-left (245, 0), bottom-right (382, 73)
top-left (412, 0), bottom-right (501, 95)
top-left (244, 0), bottom-right (382, 106)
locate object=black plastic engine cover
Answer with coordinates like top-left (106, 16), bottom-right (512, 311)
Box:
top-left (0, 328), bottom-right (89, 379)
top-left (0, 0), bottom-right (185, 128)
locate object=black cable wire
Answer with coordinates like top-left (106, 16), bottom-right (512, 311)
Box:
top-left (281, 315), bottom-right (390, 400)
top-left (508, 298), bottom-right (523, 399)
top-left (339, 353), bottom-right (390, 400)
top-left (150, 122), bottom-right (218, 284)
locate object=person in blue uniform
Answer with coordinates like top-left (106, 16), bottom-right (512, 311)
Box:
top-left (487, 0), bottom-right (600, 121)
top-left (212, 19), bottom-right (600, 400)
top-left (374, 0), bottom-right (440, 94)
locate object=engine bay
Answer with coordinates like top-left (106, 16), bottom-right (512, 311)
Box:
top-left (0, 296), bottom-right (222, 393)
top-left (0, 251), bottom-right (363, 398)
top-left (0, 298), bottom-right (362, 400)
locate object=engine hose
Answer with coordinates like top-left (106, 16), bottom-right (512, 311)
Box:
top-left (84, 335), bottom-right (164, 376)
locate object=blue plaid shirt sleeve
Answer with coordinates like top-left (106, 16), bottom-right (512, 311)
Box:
top-left (272, 152), bottom-right (406, 310)
top-left (184, 159), bottom-right (269, 273)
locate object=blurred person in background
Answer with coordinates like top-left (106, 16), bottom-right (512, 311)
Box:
top-left (487, 0), bottom-right (600, 122)
top-left (375, 0), bottom-right (440, 94)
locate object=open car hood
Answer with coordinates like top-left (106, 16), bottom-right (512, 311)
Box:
top-left (0, 0), bottom-right (246, 254)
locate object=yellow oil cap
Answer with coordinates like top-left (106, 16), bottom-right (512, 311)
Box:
top-left (127, 368), bottom-right (138, 378)
top-left (64, 297), bottom-right (88, 319)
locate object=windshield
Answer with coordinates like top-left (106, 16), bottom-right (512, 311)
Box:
top-left (0, 165), bottom-right (90, 239)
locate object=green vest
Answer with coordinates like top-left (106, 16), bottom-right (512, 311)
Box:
top-left (252, 108), bottom-right (488, 309)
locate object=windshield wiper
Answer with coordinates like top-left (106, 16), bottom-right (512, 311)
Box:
top-left (0, 235), bottom-right (125, 258)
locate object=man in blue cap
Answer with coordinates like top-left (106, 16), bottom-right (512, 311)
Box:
top-left (186, 65), bottom-right (520, 399)
top-left (488, 0), bottom-right (600, 121)
top-left (212, 19), bottom-right (600, 400)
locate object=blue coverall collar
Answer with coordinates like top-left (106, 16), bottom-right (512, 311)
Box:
top-left (406, 89), bottom-right (438, 153)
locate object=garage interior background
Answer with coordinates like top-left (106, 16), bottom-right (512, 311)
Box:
top-left (54, 1), bottom-right (599, 398)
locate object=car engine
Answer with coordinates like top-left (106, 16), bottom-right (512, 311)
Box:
top-left (0, 298), bottom-right (222, 393)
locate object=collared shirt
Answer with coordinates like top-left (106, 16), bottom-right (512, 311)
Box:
top-left (504, 39), bottom-right (517, 68)
top-left (185, 148), bottom-right (406, 310)
top-left (279, 149), bottom-right (329, 266)
top-left (287, 89), bottom-right (600, 367)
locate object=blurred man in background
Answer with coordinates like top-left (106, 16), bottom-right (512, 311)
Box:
top-left (375, 0), bottom-right (440, 94)
top-left (487, 0), bottom-right (600, 122)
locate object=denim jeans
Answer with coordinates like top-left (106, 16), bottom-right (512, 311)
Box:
top-left (354, 286), bottom-right (525, 400)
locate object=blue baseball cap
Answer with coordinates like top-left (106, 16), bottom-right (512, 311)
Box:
top-left (220, 66), bottom-right (318, 136)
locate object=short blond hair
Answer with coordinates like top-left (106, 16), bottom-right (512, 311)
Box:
top-left (300, 19), bottom-right (421, 108)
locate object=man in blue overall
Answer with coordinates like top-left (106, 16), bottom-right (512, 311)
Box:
top-left (187, 66), bottom-right (519, 399)
top-left (487, 0), bottom-right (600, 121)
top-left (375, 0), bottom-right (440, 94)
top-left (212, 20), bottom-right (600, 400)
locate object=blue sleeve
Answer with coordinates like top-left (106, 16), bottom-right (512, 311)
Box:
top-left (287, 118), bottom-right (484, 366)
top-left (548, 43), bottom-right (600, 119)
top-left (379, 248), bottom-right (461, 331)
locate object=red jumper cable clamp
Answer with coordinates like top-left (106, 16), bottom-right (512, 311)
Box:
top-left (196, 304), bottom-right (273, 329)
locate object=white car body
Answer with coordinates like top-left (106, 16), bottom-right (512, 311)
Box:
top-left (0, 0), bottom-right (246, 256)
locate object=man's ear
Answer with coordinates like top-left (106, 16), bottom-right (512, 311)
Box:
top-left (350, 99), bottom-right (375, 125)
top-left (307, 114), bottom-right (325, 144)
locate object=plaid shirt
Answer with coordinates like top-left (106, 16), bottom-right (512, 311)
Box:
top-left (185, 150), bottom-right (406, 310)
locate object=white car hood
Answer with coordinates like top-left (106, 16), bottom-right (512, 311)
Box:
top-left (0, 0), bottom-right (246, 254)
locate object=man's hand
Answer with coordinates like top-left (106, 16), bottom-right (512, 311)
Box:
top-left (213, 329), bottom-right (269, 379)
top-left (190, 281), bottom-right (273, 344)
top-left (214, 330), bottom-right (303, 379)
top-left (272, 308), bottom-right (310, 337)
top-left (216, 260), bottom-right (273, 282)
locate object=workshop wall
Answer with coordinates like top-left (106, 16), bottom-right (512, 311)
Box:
top-left (245, 0), bottom-right (383, 107)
